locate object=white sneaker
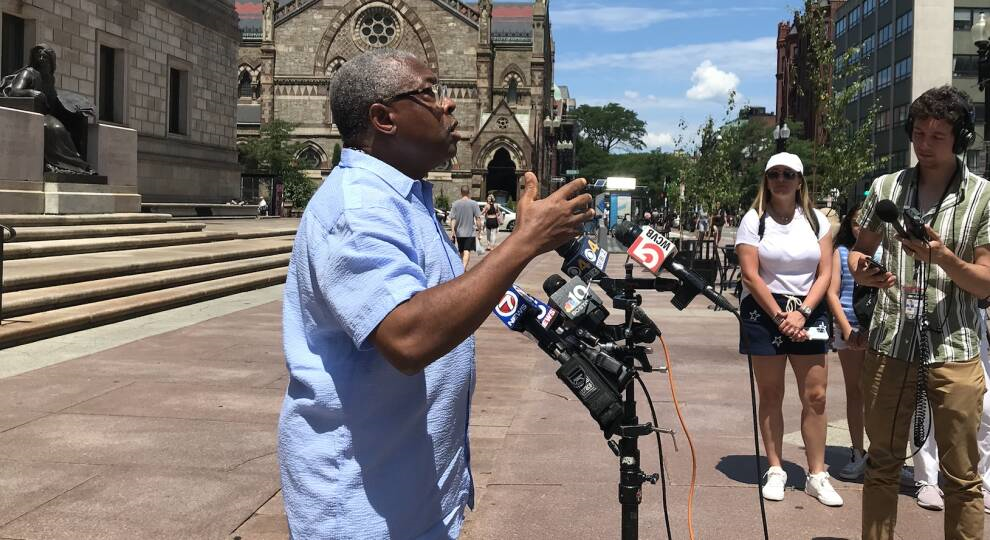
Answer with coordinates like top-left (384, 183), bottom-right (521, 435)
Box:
top-left (837, 448), bottom-right (868, 480)
top-left (762, 466), bottom-right (787, 501)
top-left (806, 472), bottom-right (844, 506)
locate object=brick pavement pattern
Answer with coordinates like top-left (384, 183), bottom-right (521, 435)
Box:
top-left (0, 250), bottom-right (960, 539)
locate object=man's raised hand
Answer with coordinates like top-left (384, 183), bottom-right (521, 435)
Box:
top-left (513, 173), bottom-right (594, 258)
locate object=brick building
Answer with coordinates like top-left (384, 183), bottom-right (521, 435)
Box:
top-left (776, 1), bottom-right (846, 143)
top-left (0, 0), bottom-right (243, 204)
top-left (236, 0), bottom-right (571, 202)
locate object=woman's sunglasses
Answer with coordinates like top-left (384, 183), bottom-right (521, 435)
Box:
top-left (766, 170), bottom-right (799, 181)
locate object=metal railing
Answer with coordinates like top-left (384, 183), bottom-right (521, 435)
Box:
top-left (0, 224), bottom-right (15, 325)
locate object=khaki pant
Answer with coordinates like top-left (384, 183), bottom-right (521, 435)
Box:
top-left (862, 351), bottom-right (986, 540)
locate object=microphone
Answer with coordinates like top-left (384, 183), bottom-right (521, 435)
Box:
top-left (555, 236), bottom-right (610, 282)
top-left (875, 199), bottom-right (911, 239)
top-left (544, 274), bottom-right (610, 330)
top-left (613, 221), bottom-right (736, 312)
top-left (493, 284), bottom-right (626, 437)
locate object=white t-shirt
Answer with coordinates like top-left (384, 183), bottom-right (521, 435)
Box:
top-left (735, 207), bottom-right (830, 296)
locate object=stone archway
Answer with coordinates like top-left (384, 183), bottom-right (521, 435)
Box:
top-left (486, 148), bottom-right (518, 203)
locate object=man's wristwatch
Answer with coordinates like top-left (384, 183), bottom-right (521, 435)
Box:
top-left (797, 305), bottom-right (813, 318)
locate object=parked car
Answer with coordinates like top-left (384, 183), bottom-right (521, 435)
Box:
top-left (478, 201), bottom-right (516, 232)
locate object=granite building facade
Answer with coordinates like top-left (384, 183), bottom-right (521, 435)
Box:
top-left (0, 0), bottom-right (241, 204)
top-left (236, 0), bottom-right (571, 201)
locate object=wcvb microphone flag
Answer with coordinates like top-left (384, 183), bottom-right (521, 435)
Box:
top-left (627, 226), bottom-right (676, 274)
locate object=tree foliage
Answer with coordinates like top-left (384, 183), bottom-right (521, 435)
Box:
top-left (795, 0), bottom-right (881, 200)
top-left (238, 119), bottom-right (316, 209)
top-left (574, 103), bottom-right (647, 153)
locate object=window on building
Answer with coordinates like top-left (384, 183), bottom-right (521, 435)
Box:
top-left (238, 71), bottom-right (253, 98)
top-left (849, 6), bottom-right (861, 28)
top-left (862, 35), bottom-right (875, 58)
top-left (876, 108), bottom-right (891, 131)
top-left (956, 9), bottom-right (975, 31)
top-left (893, 104), bottom-right (909, 125)
top-left (297, 147), bottom-right (322, 169)
top-left (894, 56), bottom-right (912, 82)
top-left (879, 0), bottom-right (888, 4)
top-left (954, 54), bottom-right (980, 78)
top-left (967, 150), bottom-right (981, 170)
top-left (507, 78), bottom-right (518, 104)
top-left (891, 150), bottom-right (907, 169)
top-left (836, 17), bottom-right (846, 37)
top-left (896, 10), bottom-right (913, 37)
top-left (1, 13), bottom-right (25, 77)
top-left (835, 53), bottom-right (845, 74)
top-left (860, 75), bottom-right (874, 98)
top-left (98, 45), bottom-right (127, 123)
top-left (168, 67), bottom-right (189, 135)
top-left (876, 66), bottom-right (892, 89)
top-left (878, 24), bottom-right (892, 47)
top-left (864, 0), bottom-right (876, 16)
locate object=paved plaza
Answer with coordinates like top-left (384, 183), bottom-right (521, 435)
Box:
top-left (0, 245), bottom-right (966, 539)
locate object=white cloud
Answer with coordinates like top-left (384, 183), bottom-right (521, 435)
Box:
top-left (643, 131), bottom-right (676, 150)
top-left (557, 36), bottom-right (776, 77)
top-left (551, 6), bottom-right (777, 32)
top-left (685, 61), bottom-right (740, 101)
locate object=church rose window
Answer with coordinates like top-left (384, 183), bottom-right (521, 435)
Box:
top-left (496, 117), bottom-right (509, 129)
top-left (354, 5), bottom-right (401, 49)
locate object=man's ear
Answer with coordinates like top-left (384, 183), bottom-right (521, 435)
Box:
top-left (369, 103), bottom-right (398, 136)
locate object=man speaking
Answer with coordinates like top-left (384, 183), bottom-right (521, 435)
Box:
top-left (278, 50), bottom-right (593, 539)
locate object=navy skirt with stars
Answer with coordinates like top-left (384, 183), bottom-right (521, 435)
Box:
top-left (739, 293), bottom-right (830, 356)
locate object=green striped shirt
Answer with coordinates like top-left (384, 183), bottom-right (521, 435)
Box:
top-left (859, 159), bottom-right (990, 363)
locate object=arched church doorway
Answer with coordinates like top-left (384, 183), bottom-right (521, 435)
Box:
top-left (486, 148), bottom-right (517, 203)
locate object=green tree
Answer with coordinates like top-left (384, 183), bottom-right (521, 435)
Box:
top-left (239, 120), bottom-right (316, 209)
top-left (332, 143), bottom-right (342, 168)
top-left (573, 103), bottom-right (647, 153)
top-left (795, 0), bottom-right (881, 200)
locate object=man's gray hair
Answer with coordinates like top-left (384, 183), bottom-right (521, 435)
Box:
top-left (331, 50), bottom-right (420, 147)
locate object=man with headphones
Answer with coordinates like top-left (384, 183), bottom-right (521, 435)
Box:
top-left (850, 85), bottom-right (990, 540)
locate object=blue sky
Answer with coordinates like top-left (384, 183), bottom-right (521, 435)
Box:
top-left (549, 0), bottom-right (802, 151)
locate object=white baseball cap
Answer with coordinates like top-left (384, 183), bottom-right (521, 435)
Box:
top-left (764, 152), bottom-right (804, 175)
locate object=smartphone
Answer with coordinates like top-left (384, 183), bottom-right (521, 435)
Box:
top-left (806, 326), bottom-right (830, 341)
top-left (864, 256), bottom-right (887, 274)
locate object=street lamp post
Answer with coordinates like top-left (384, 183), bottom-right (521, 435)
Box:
top-left (773, 122), bottom-right (791, 153)
top-left (972, 12), bottom-right (990, 179)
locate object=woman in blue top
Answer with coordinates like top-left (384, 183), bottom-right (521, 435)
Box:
top-left (825, 203), bottom-right (869, 480)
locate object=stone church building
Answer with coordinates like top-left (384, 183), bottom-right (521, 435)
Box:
top-left (236, 0), bottom-right (573, 202)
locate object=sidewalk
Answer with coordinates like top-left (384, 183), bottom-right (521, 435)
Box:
top-left (0, 251), bottom-right (953, 539)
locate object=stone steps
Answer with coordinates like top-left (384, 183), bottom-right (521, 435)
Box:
top-left (2, 253), bottom-right (290, 318)
top-left (7, 221), bottom-right (207, 242)
top-left (3, 231), bottom-right (242, 260)
top-left (0, 267), bottom-right (288, 349)
top-left (0, 213), bottom-right (171, 227)
top-left (2, 236), bottom-right (294, 292)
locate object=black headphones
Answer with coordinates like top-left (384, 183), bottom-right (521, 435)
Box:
top-left (905, 88), bottom-right (977, 155)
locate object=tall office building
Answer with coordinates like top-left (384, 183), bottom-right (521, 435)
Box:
top-left (833, 0), bottom-right (990, 196)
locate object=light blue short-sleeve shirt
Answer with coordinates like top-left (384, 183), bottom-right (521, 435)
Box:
top-left (278, 149), bottom-right (475, 540)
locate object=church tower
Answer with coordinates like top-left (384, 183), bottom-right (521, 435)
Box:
top-left (476, 0), bottom-right (494, 114)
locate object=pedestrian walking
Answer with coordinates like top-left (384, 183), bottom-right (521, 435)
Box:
top-left (735, 152), bottom-right (840, 507)
top-left (825, 203), bottom-right (870, 481)
top-left (449, 185), bottom-right (482, 267)
top-left (482, 195), bottom-right (502, 251)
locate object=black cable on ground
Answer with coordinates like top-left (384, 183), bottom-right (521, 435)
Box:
top-left (636, 373), bottom-right (673, 540)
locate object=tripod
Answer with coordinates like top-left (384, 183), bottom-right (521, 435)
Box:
top-left (598, 262), bottom-right (677, 540)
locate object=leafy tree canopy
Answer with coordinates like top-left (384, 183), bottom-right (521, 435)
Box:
top-left (238, 119), bottom-right (316, 209)
top-left (574, 103), bottom-right (647, 153)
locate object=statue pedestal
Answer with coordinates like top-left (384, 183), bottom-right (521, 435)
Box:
top-left (0, 106), bottom-right (140, 214)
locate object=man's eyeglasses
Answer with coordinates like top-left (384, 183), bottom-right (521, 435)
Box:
top-left (383, 83), bottom-right (449, 107)
top-left (766, 170), bottom-right (799, 181)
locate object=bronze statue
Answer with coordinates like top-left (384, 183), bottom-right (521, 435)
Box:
top-left (0, 44), bottom-right (96, 174)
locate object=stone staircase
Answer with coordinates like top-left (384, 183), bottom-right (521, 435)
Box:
top-left (0, 213), bottom-right (296, 349)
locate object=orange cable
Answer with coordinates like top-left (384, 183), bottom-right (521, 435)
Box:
top-left (659, 334), bottom-right (697, 540)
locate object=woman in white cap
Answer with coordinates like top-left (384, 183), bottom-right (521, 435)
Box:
top-left (735, 152), bottom-right (841, 506)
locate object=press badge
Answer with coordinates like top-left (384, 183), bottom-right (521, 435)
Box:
top-left (903, 286), bottom-right (924, 320)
